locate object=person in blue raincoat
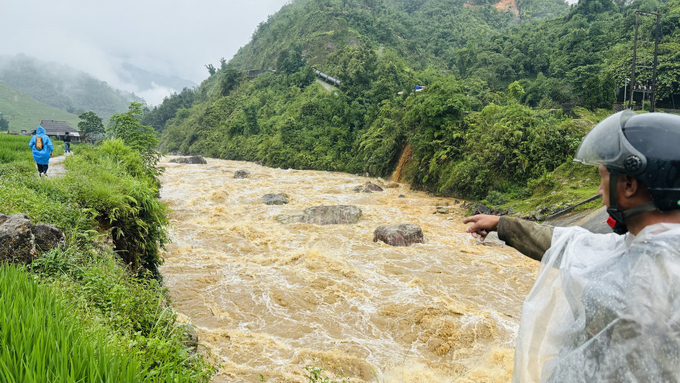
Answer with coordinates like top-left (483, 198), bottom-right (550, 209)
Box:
top-left (28, 126), bottom-right (54, 177)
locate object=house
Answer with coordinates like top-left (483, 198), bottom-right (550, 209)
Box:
top-left (31, 120), bottom-right (82, 141)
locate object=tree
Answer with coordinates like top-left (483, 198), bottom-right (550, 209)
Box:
top-left (276, 43), bottom-right (306, 75)
top-left (0, 114), bottom-right (9, 132)
top-left (508, 81), bottom-right (526, 103)
top-left (205, 64), bottom-right (216, 76)
top-left (220, 65), bottom-right (243, 96)
top-left (77, 111), bottom-right (105, 135)
top-left (107, 102), bottom-right (161, 171)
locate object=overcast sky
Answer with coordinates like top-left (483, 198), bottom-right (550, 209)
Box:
top-left (0, 0), bottom-right (291, 104)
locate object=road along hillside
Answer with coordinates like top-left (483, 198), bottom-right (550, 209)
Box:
top-left (159, 156), bottom-right (538, 383)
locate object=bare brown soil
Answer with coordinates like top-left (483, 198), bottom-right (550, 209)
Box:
top-left (391, 143), bottom-right (413, 182)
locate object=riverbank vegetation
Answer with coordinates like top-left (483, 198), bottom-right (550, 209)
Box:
top-left (0, 132), bottom-right (216, 381)
top-left (148, 0), bottom-right (680, 216)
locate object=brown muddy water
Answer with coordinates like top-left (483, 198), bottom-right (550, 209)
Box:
top-left (159, 157), bottom-right (539, 383)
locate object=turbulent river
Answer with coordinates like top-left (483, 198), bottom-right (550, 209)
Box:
top-left (159, 157), bottom-right (539, 383)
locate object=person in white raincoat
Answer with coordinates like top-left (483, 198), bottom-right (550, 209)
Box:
top-left (463, 110), bottom-right (680, 383)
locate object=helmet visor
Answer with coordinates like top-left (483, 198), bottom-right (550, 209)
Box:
top-left (573, 110), bottom-right (644, 173)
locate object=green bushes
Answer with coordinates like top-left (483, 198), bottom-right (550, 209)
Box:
top-left (62, 142), bottom-right (169, 277)
top-left (437, 102), bottom-right (585, 198)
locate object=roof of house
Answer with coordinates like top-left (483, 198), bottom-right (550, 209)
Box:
top-left (32, 120), bottom-right (81, 136)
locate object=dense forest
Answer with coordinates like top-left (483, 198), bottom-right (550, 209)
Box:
top-left (0, 54), bottom-right (142, 120)
top-left (148, 0), bottom-right (680, 201)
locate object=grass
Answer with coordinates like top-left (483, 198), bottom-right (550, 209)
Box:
top-left (500, 161), bottom-right (601, 216)
top-left (0, 264), bottom-right (144, 383)
top-left (0, 82), bottom-right (80, 133)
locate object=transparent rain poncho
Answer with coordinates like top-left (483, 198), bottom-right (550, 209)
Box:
top-left (512, 223), bottom-right (680, 383)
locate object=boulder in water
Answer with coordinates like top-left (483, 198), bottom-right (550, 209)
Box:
top-left (275, 205), bottom-right (362, 225)
top-left (364, 182), bottom-right (383, 192)
top-left (262, 194), bottom-right (289, 205)
top-left (169, 155), bottom-right (207, 164)
top-left (477, 232), bottom-right (505, 247)
top-left (302, 205), bottom-right (362, 225)
top-left (373, 224), bottom-right (424, 247)
top-left (234, 170), bottom-right (251, 179)
top-left (436, 207), bottom-right (449, 214)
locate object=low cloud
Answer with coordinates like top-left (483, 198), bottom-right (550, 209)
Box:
top-left (0, 0), bottom-right (290, 105)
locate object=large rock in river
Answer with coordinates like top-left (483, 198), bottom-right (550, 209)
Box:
top-left (275, 205), bottom-right (362, 225)
top-left (364, 182), bottom-right (383, 192)
top-left (303, 205), bottom-right (362, 224)
top-left (262, 194), bottom-right (289, 205)
top-left (169, 155), bottom-right (207, 164)
top-left (0, 214), bottom-right (37, 264)
top-left (234, 169), bottom-right (251, 179)
top-left (373, 224), bottom-right (424, 247)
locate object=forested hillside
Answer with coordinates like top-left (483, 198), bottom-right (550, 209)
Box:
top-left (152, 0), bottom-right (680, 202)
top-left (0, 54), bottom-right (143, 120)
top-left (229, 0), bottom-right (568, 72)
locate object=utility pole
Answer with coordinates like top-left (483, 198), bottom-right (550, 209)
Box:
top-left (629, 9), bottom-right (661, 112)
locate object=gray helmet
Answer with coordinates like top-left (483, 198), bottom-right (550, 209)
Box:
top-left (574, 110), bottom-right (680, 222)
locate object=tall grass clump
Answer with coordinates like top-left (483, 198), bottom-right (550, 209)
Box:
top-left (0, 264), bottom-right (144, 383)
top-left (63, 140), bottom-right (169, 277)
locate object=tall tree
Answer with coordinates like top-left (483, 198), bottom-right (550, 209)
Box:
top-left (77, 111), bottom-right (105, 135)
top-left (107, 102), bottom-right (160, 170)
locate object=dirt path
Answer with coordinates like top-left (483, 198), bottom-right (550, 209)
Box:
top-left (45, 154), bottom-right (68, 178)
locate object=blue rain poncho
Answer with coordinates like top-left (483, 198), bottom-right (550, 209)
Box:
top-left (513, 223), bottom-right (680, 383)
top-left (28, 126), bottom-right (54, 165)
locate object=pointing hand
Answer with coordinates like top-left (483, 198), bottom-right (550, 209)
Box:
top-left (462, 214), bottom-right (500, 241)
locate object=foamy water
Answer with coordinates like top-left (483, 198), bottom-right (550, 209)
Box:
top-left (159, 157), bottom-right (538, 383)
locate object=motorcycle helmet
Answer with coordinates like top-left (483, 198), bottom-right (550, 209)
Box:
top-left (574, 110), bottom-right (680, 223)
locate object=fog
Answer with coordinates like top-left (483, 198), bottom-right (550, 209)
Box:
top-left (0, 0), bottom-right (291, 105)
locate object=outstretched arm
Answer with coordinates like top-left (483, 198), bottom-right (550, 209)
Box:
top-left (464, 215), bottom-right (553, 261)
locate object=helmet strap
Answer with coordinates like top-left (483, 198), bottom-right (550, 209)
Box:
top-left (606, 173), bottom-right (658, 225)
top-left (607, 173), bottom-right (625, 223)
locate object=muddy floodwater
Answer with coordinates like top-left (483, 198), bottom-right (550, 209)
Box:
top-left (159, 157), bottom-right (539, 383)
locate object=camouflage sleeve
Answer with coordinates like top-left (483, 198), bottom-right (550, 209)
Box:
top-left (497, 216), bottom-right (553, 261)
